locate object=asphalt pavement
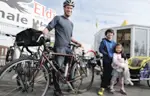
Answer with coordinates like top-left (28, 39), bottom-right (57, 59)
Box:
top-left (0, 67), bottom-right (150, 96)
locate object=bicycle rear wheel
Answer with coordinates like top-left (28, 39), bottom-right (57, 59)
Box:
top-left (0, 57), bottom-right (50, 96)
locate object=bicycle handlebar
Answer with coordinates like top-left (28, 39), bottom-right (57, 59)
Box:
top-left (24, 34), bottom-right (81, 55)
top-left (5, 34), bottom-right (16, 37)
top-left (2, 33), bottom-right (16, 37)
top-left (69, 43), bottom-right (80, 48)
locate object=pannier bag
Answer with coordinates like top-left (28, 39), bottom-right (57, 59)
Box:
top-left (15, 28), bottom-right (43, 46)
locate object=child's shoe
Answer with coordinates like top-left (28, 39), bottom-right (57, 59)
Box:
top-left (120, 89), bottom-right (127, 95)
top-left (109, 88), bottom-right (115, 94)
top-left (98, 88), bottom-right (105, 96)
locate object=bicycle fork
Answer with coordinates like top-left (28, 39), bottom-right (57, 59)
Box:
top-left (64, 63), bottom-right (69, 77)
top-left (64, 63), bottom-right (76, 93)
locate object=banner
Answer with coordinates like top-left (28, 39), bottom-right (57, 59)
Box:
top-left (0, 0), bottom-right (56, 29)
top-left (33, 1), bottom-right (56, 29)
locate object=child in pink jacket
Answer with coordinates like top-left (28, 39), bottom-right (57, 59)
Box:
top-left (110, 43), bottom-right (133, 95)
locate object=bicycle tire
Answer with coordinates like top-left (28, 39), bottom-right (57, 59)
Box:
top-left (70, 63), bottom-right (82, 92)
top-left (71, 62), bottom-right (94, 93)
top-left (147, 73), bottom-right (150, 87)
top-left (81, 65), bottom-right (94, 92)
top-left (0, 56), bottom-right (50, 96)
top-left (43, 61), bottom-right (53, 85)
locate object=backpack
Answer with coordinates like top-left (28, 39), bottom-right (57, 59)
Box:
top-left (15, 28), bottom-right (43, 46)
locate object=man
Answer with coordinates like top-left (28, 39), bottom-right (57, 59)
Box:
top-left (98, 29), bottom-right (116, 96)
top-left (42, 0), bottom-right (81, 96)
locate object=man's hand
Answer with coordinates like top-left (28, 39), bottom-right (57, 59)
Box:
top-left (80, 44), bottom-right (84, 49)
top-left (42, 28), bottom-right (51, 40)
top-left (42, 28), bottom-right (49, 35)
top-left (71, 38), bottom-right (83, 48)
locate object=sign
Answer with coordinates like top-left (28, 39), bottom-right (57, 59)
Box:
top-left (0, 1), bottom-right (33, 27)
top-left (0, 0), bottom-right (56, 29)
top-left (34, 1), bottom-right (56, 20)
top-left (33, 1), bottom-right (56, 29)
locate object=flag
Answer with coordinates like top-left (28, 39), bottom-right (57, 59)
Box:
top-left (122, 20), bottom-right (128, 26)
top-left (96, 19), bottom-right (99, 28)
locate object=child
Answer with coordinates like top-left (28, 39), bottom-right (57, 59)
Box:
top-left (98, 29), bottom-right (116, 96)
top-left (109, 43), bottom-right (133, 95)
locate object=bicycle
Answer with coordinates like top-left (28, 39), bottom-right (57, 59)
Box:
top-left (0, 36), bottom-right (93, 96)
top-left (71, 49), bottom-right (96, 92)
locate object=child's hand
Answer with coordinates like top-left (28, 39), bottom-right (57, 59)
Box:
top-left (120, 64), bottom-right (125, 69)
top-left (123, 67), bottom-right (125, 71)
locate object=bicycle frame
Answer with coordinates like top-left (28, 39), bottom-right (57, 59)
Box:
top-left (13, 36), bottom-right (82, 92)
top-left (37, 46), bottom-right (79, 92)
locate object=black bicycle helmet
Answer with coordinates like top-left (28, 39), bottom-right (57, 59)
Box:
top-left (63, 0), bottom-right (75, 7)
top-left (105, 29), bottom-right (114, 36)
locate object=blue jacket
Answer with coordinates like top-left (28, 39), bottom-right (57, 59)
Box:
top-left (99, 38), bottom-right (116, 62)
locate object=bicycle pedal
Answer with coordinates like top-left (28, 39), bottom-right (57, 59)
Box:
top-left (59, 68), bottom-right (65, 73)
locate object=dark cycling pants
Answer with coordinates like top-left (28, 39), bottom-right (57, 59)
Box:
top-left (52, 46), bottom-right (72, 92)
top-left (101, 59), bottom-right (113, 88)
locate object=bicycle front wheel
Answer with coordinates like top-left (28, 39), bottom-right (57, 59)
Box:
top-left (0, 57), bottom-right (50, 96)
top-left (71, 62), bottom-right (94, 93)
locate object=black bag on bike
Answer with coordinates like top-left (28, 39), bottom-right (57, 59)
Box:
top-left (15, 28), bottom-right (43, 46)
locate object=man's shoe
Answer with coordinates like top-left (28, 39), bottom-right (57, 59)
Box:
top-left (53, 91), bottom-right (64, 96)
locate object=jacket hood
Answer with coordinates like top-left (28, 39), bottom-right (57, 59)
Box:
top-left (102, 38), bottom-right (112, 42)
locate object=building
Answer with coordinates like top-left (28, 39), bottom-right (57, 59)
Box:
top-left (0, 0), bottom-right (56, 66)
top-left (94, 24), bottom-right (150, 58)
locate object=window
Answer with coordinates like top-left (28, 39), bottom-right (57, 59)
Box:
top-left (149, 30), bottom-right (150, 56)
top-left (134, 28), bottom-right (147, 56)
top-left (1, 48), bottom-right (4, 56)
top-left (5, 48), bottom-right (7, 56)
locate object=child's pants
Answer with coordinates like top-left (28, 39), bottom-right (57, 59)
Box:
top-left (101, 61), bottom-right (113, 88)
top-left (110, 70), bottom-right (125, 90)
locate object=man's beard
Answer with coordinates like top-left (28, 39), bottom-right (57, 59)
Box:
top-left (65, 13), bottom-right (71, 17)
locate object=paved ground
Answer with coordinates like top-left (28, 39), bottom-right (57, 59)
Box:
top-left (46, 76), bottom-right (150, 96)
top-left (74, 77), bottom-right (150, 96)
top-left (0, 67), bottom-right (150, 96)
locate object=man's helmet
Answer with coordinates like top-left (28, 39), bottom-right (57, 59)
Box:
top-left (63, 0), bottom-right (75, 7)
